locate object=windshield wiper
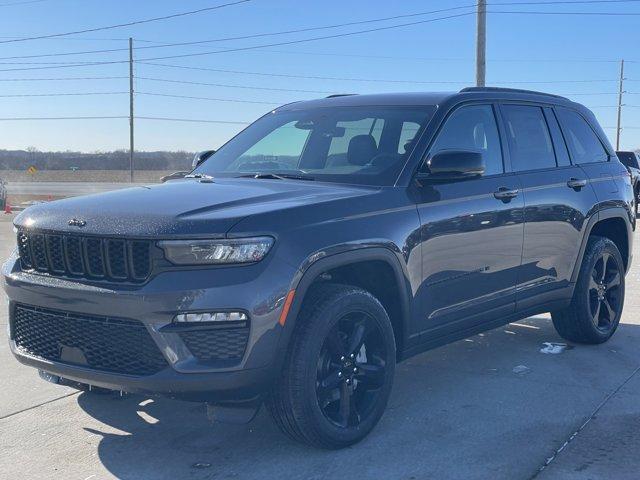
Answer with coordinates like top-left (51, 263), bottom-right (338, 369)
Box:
top-left (240, 172), bottom-right (314, 181)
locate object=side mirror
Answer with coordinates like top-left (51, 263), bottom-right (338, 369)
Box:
top-left (418, 150), bottom-right (485, 182)
top-left (192, 150), bottom-right (216, 170)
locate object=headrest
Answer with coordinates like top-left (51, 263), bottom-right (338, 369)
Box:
top-left (347, 135), bottom-right (377, 166)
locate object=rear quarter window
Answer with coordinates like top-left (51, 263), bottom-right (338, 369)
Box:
top-left (555, 107), bottom-right (608, 164)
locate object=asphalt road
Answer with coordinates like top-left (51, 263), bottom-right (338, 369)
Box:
top-left (1, 213), bottom-right (639, 479)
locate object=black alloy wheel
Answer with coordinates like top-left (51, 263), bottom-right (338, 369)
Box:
top-left (268, 284), bottom-right (396, 448)
top-left (552, 236), bottom-right (625, 344)
top-left (588, 251), bottom-right (622, 333)
top-left (316, 311), bottom-right (387, 428)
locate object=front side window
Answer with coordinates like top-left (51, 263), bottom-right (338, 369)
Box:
top-left (428, 104), bottom-right (504, 176)
top-left (502, 105), bottom-right (556, 172)
top-left (194, 106), bottom-right (436, 186)
top-left (556, 107), bottom-right (608, 164)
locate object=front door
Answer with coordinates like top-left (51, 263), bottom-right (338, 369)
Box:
top-left (412, 103), bottom-right (524, 336)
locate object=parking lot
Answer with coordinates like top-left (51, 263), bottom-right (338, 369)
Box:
top-left (1, 213), bottom-right (639, 480)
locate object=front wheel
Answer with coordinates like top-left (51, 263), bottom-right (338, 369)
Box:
top-left (552, 236), bottom-right (625, 344)
top-left (267, 284), bottom-right (396, 449)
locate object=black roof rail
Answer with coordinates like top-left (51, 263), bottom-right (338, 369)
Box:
top-left (325, 93), bottom-right (358, 98)
top-left (459, 86), bottom-right (568, 100)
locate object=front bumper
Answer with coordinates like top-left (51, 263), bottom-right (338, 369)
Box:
top-left (12, 348), bottom-right (275, 401)
top-left (2, 251), bottom-right (297, 401)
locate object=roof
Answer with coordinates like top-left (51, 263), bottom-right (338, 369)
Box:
top-left (276, 87), bottom-right (577, 111)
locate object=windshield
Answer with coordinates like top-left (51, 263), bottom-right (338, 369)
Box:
top-left (193, 105), bottom-right (436, 185)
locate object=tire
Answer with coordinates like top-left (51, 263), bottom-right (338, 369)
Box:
top-left (267, 283), bottom-right (396, 449)
top-left (552, 236), bottom-right (625, 344)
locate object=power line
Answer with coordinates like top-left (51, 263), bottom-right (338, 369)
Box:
top-left (141, 61), bottom-right (629, 85)
top-left (0, 59), bottom-right (125, 72)
top-left (0, 0), bottom-right (48, 6)
top-left (491, 0), bottom-right (640, 4)
top-left (137, 116), bottom-right (250, 125)
top-left (489, 9), bottom-right (640, 15)
top-left (0, 11), bottom-right (477, 71)
top-left (0, 116), bottom-right (128, 120)
top-left (0, 91), bottom-right (128, 97)
top-left (138, 62), bottom-right (473, 84)
top-left (0, 0), bottom-right (251, 44)
top-left (137, 92), bottom-right (279, 105)
top-left (0, 76), bottom-right (128, 81)
top-left (137, 12), bottom-right (477, 63)
top-left (0, 5), bottom-right (479, 61)
top-left (136, 76), bottom-right (333, 94)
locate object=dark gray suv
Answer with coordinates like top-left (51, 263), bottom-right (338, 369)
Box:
top-left (2, 87), bottom-right (635, 448)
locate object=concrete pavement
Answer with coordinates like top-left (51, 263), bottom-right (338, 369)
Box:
top-left (1, 214), bottom-right (639, 479)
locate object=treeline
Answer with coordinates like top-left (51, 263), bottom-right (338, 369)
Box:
top-left (0, 149), bottom-right (194, 170)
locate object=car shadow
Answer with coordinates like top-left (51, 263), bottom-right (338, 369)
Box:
top-left (75, 314), bottom-right (640, 480)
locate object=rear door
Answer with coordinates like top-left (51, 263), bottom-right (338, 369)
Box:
top-left (555, 107), bottom-right (619, 201)
top-left (498, 103), bottom-right (597, 309)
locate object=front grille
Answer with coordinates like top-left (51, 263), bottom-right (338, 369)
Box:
top-left (179, 327), bottom-right (249, 363)
top-left (17, 231), bottom-right (153, 283)
top-left (12, 304), bottom-right (168, 376)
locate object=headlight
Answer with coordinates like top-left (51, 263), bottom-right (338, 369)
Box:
top-left (158, 237), bottom-right (273, 265)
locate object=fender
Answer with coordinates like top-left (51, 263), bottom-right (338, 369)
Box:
top-left (570, 206), bottom-right (634, 284)
top-left (273, 246), bottom-right (413, 369)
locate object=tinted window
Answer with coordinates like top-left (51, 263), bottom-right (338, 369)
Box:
top-left (502, 105), bottom-right (556, 171)
top-left (398, 121), bottom-right (421, 154)
top-left (195, 106), bottom-right (436, 186)
top-left (227, 120), bottom-right (310, 171)
top-left (556, 108), bottom-right (608, 164)
top-left (544, 108), bottom-right (571, 167)
top-left (429, 104), bottom-right (503, 176)
top-left (617, 151), bottom-right (639, 169)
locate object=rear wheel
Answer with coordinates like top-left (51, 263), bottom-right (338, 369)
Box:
top-left (267, 284), bottom-right (396, 449)
top-left (552, 236), bottom-right (625, 344)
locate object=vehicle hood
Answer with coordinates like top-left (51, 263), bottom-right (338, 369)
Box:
top-left (14, 178), bottom-right (377, 237)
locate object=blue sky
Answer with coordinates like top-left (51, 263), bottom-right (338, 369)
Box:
top-left (0, 0), bottom-right (638, 152)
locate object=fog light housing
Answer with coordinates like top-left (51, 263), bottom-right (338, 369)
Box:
top-left (174, 311), bottom-right (248, 323)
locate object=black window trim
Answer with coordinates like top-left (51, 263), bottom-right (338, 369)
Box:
top-left (552, 105), bottom-right (611, 165)
top-left (497, 102), bottom-right (560, 174)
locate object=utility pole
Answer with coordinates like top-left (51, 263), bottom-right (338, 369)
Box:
top-left (129, 37), bottom-right (134, 183)
top-left (616, 59), bottom-right (625, 150)
top-left (476, 0), bottom-right (486, 87)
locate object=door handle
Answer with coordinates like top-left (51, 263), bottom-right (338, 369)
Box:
top-left (493, 187), bottom-right (519, 201)
top-left (567, 178), bottom-right (587, 190)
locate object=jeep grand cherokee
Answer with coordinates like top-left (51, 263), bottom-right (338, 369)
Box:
top-left (3, 87), bottom-right (635, 448)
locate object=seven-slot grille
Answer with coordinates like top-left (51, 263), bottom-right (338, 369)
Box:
top-left (17, 231), bottom-right (152, 282)
top-left (11, 304), bottom-right (168, 376)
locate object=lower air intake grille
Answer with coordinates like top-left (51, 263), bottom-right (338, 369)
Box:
top-left (179, 327), bottom-right (249, 363)
top-left (12, 304), bottom-right (168, 376)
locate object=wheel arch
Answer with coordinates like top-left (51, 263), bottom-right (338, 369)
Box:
top-left (279, 248), bottom-right (412, 363)
top-left (571, 208), bottom-right (633, 283)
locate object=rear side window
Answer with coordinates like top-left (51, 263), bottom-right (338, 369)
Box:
top-left (429, 104), bottom-right (504, 176)
top-left (501, 105), bottom-right (556, 172)
top-left (555, 108), bottom-right (608, 164)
